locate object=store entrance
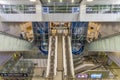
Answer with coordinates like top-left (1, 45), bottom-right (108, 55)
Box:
top-left (50, 22), bottom-right (71, 36)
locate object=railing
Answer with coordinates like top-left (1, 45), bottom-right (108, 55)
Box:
top-left (63, 36), bottom-right (67, 76)
top-left (46, 36), bottom-right (52, 77)
top-left (0, 31), bottom-right (28, 41)
top-left (0, 4), bottom-right (36, 14)
top-left (88, 32), bottom-right (120, 52)
top-left (68, 36), bottom-right (75, 77)
top-left (54, 36), bottom-right (57, 75)
top-left (94, 32), bottom-right (120, 41)
top-left (0, 31), bottom-right (33, 51)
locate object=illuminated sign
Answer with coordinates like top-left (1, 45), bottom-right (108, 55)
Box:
top-left (77, 74), bottom-right (89, 78)
top-left (91, 74), bottom-right (102, 79)
top-left (43, 7), bottom-right (49, 14)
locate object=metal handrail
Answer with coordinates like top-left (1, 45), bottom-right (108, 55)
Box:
top-left (0, 31), bottom-right (28, 42)
top-left (93, 32), bottom-right (120, 42)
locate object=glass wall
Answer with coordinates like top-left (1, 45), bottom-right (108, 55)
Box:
top-left (0, 4), bottom-right (36, 14)
top-left (42, 3), bottom-right (80, 13)
top-left (86, 4), bottom-right (120, 14)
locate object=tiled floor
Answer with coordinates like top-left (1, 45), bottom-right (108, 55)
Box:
top-left (108, 62), bottom-right (120, 79)
top-left (54, 72), bottom-right (63, 80)
top-left (32, 68), bottom-right (45, 80)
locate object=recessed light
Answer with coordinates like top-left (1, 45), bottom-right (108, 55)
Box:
top-left (60, 0), bottom-right (62, 2)
top-left (87, 0), bottom-right (93, 2)
top-left (48, 0), bottom-right (51, 2)
top-left (72, 0), bottom-right (74, 3)
top-left (30, 0), bottom-right (36, 2)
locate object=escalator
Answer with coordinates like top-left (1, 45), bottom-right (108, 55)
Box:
top-left (65, 36), bottom-right (74, 79)
top-left (46, 35), bottom-right (75, 80)
top-left (49, 37), bottom-right (55, 79)
top-left (46, 36), bottom-right (56, 80)
top-left (54, 34), bottom-right (63, 80)
top-left (57, 35), bottom-right (63, 71)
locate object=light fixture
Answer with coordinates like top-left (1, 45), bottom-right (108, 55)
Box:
top-left (60, 0), bottom-right (62, 2)
top-left (87, 0), bottom-right (93, 2)
top-left (72, 0), bottom-right (74, 3)
top-left (48, 0), bottom-right (51, 3)
top-left (30, 0), bottom-right (36, 2)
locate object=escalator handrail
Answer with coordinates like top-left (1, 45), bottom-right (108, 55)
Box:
top-left (0, 31), bottom-right (29, 42)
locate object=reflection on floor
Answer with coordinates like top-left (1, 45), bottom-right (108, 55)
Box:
top-left (107, 62), bottom-right (120, 79)
top-left (32, 68), bottom-right (45, 80)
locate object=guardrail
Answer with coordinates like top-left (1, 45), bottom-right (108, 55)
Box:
top-left (68, 36), bottom-right (75, 77)
top-left (88, 32), bottom-right (120, 52)
top-left (54, 36), bottom-right (58, 75)
top-left (0, 31), bottom-right (27, 41)
top-left (0, 32), bottom-right (33, 51)
top-left (46, 36), bottom-right (52, 77)
top-left (63, 36), bottom-right (67, 76)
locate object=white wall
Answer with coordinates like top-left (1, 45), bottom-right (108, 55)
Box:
top-left (42, 13), bottom-right (79, 22)
top-left (80, 0), bottom-right (120, 21)
top-left (0, 14), bottom-right (42, 22)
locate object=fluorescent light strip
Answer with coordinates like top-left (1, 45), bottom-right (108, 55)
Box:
top-left (87, 0), bottom-right (93, 2)
top-left (30, 0), bottom-right (36, 2)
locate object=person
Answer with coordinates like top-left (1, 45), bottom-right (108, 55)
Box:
top-left (42, 70), bottom-right (45, 77)
top-left (20, 31), bottom-right (26, 39)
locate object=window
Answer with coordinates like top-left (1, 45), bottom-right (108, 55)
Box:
top-left (86, 4), bottom-right (120, 14)
top-left (42, 3), bottom-right (80, 13)
top-left (72, 7), bottom-right (80, 13)
top-left (0, 4), bottom-right (36, 14)
top-left (42, 7), bottom-right (49, 14)
top-left (86, 5), bottom-right (98, 13)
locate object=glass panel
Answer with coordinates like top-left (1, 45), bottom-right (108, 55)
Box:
top-left (112, 5), bottom-right (120, 13)
top-left (0, 4), bottom-right (36, 14)
top-left (43, 7), bottom-right (49, 13)
top-left (86, 5), bottom-right (98, 13)
top-left (99, 5), bottom-right (111, 13)
top-left (42, 3), bottom-right (80, 13)
top-left (86, 4), bottom-right (120, 14)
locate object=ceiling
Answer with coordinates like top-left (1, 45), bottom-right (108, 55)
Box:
top-left (40, 0), bottom-right (82, 3)
top-left (40, 0), bottom-right (82, 6)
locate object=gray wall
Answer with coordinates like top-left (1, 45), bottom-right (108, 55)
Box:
top-left (98, 22), bottom-right (120, 37)
top-left (1, 22), bottom-right (22, 36)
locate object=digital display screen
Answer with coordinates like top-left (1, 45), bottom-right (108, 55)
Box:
top-left (91, 74), bottom-right (102, 79)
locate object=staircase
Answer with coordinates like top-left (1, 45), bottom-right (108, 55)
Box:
top-left (57, 35), bottom-right (63, 71)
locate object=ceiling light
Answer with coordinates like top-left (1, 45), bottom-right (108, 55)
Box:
top-left (30, 0), bottom-right (36, 2)
top-left (60, 0), bottom-right (62, 2)
top-left (48, 0), bottom-right (51, 3)
top-left (87, 0), bottom-right (93, 2)
top-left (72, 0), bottom-right (74, 3)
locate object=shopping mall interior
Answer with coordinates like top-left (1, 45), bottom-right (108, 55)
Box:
top-left (0, 0), bottom-right (120, 80)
